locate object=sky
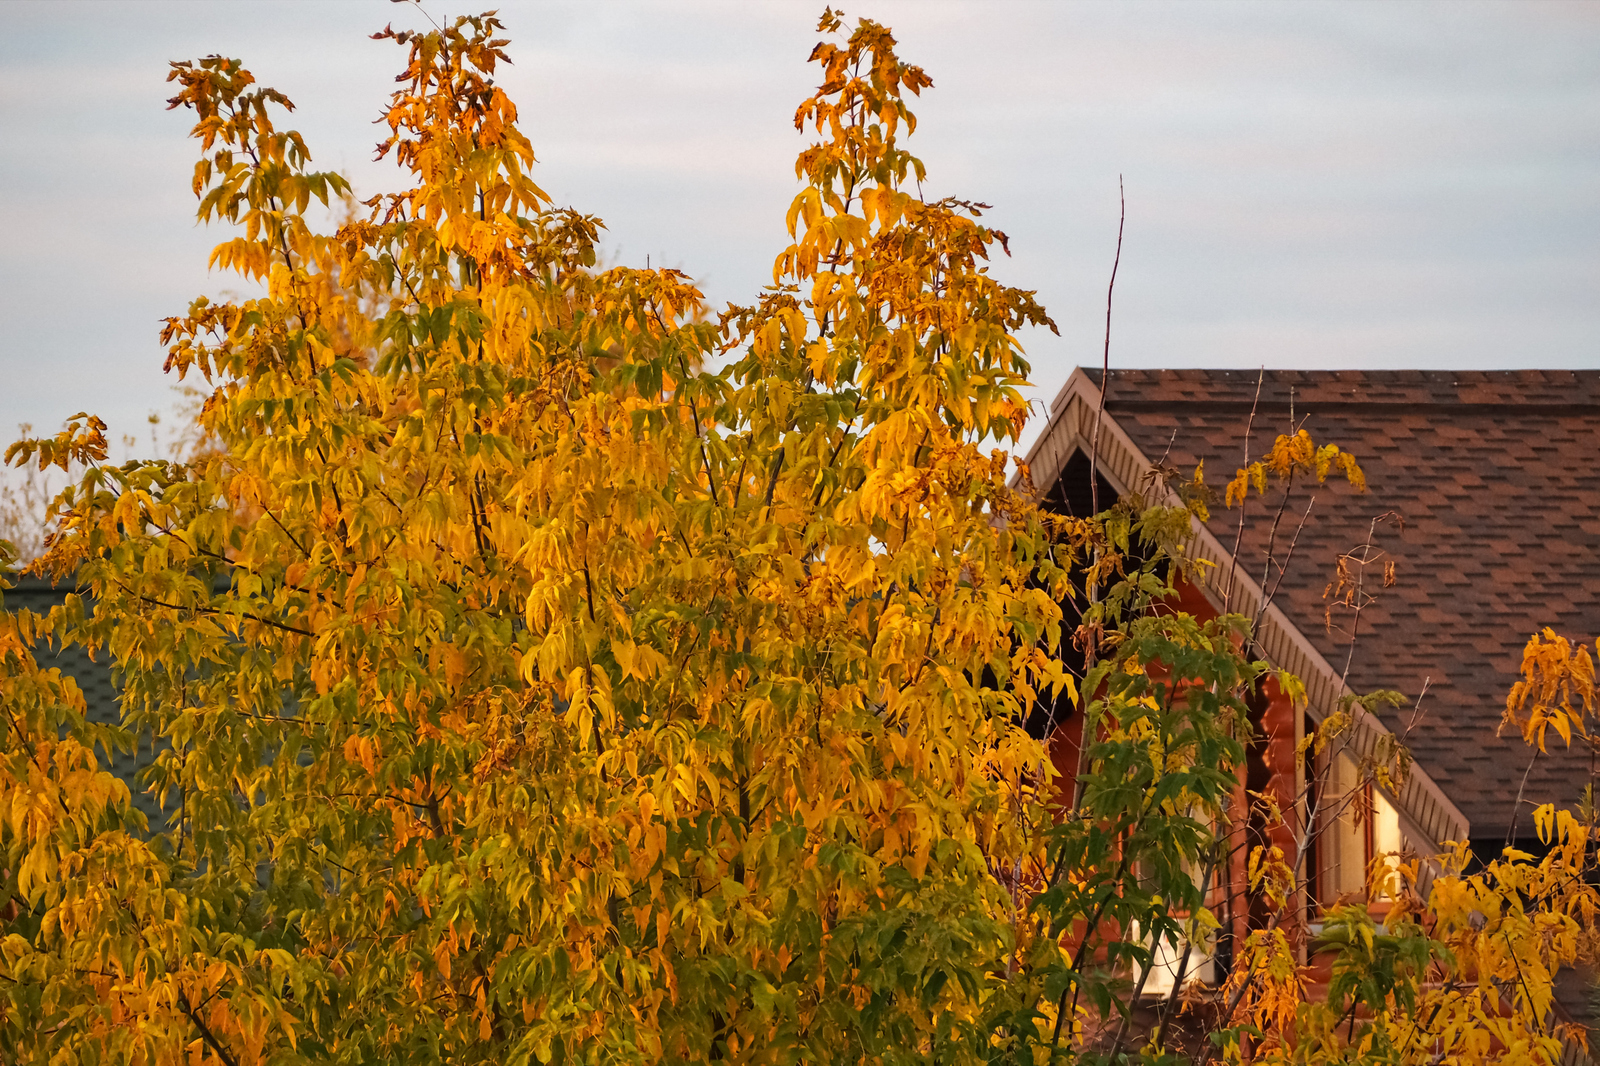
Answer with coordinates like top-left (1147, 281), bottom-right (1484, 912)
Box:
top-left (1, 0), bottom-right (1596, 461)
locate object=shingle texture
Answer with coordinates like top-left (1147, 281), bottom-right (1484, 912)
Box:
top-left (1085, 368), bottom-right (1600, 840)
top-left (4, 577), bottom-right (167, 829)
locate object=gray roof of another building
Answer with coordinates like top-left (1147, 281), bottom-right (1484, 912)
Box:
top-left (4, 575), bottom-right (167, 829)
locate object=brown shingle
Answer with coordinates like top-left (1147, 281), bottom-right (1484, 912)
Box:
top-left (1086, 368), bottom-right (1600, 841)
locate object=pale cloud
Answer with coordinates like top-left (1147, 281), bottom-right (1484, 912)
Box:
top-left (1, 0), bottom-right (1595, 458)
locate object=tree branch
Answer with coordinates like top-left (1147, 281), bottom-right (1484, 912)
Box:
top-left (176, 989), bottom-right (241, 1066)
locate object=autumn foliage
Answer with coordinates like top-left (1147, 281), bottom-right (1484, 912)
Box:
top-left (2, 10), bottom-right (1598, 1066)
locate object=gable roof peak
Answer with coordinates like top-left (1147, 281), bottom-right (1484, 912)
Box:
top-left (1035, 364), bottom-right (1600, 846)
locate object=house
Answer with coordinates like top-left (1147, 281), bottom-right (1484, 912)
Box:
top-left (1022, 367), bottom-right (1600, 977)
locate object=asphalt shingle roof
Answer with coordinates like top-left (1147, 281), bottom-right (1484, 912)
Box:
top-left (4, 576), bottom-right (167, 829)
top-left (1086, 368), bottom-right (1600, 841)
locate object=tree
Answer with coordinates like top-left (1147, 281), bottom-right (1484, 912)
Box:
top-left (0, 431), bottom-right (54, 566)
top-left (2, 10), bottom-right (1595, 1066)
top-left (3, 11), bottom-right (1064, 1064)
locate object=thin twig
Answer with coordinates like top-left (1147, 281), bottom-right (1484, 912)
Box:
top-left (1145, 847), bottom-right (1220, 1055)
top-left (649, 298), bottom-right (723, 509)
top-left (116, 582), bottom-right (314, 638)
top-left (1087, 176), bottom-right (1125, 518)
top-left (1506, 750), bottom-right (1542, 848)
top-left (1253, 495), bottom-right (1315, 635)
top-left (1222, 368), bottom-right (1265, 614)
top-left (1108, 944), bottom-right (1156, 1059)
top-left (1337, 514), bottom-right (1390, 692)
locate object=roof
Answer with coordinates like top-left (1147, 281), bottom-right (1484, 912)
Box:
top-left (1029, 368), bottom-right (1600, 843)
top-left (3, 575), bottom-right (167, 829)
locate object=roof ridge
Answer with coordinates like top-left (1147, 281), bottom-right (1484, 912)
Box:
top-left (1078, 367), bottom-right (1600, 408)
top-left (1082, 367), bottom-right (1600, 376)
